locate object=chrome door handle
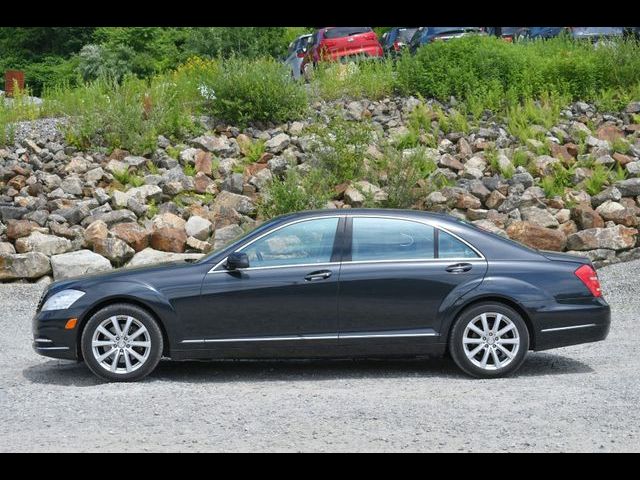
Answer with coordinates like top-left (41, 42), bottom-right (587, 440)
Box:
top-left (446, 263), bottom-right (472, 273)
top-left (304, 270), bottom-right (332, 282)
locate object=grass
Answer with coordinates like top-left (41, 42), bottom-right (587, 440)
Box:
top-left (112, 168), bottom-right (145, 188)
top-left (539, 162), bottom-right (575, 198)
top-left (583, 163), bottom-right (610, 196)
top-left (259, 168), bottom-right (333, 218)
top-left (242, 138), bottom-right (266, 163)
top-left (310, 58), bottom-right (396, 101)
top-left (183, 163), bottom-right (196, 177)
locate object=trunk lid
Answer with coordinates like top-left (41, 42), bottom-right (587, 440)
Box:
top-left (540, 250), bottom-right (591, 265)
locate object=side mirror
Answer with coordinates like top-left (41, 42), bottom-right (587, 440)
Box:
top-left (226, 252), bottom-right (249, 270)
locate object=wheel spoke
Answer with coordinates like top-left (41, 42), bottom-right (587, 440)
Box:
top-left (480, 347), bottom-right (490, 367)
top-left (123, 316), bottom-right (133, 337)
top-left (92, 340), bottom-right (114, 348)
top-left (111, 317), bottom-right (123, 337)
top-left (496, 323), bottom-right (515, 337)
top-left (129, 341), bottom-right (151, 348)
top-left (491, 348), bottom-right (501, 368)
top-left (123, 350), bottom-right (133, 373)
top-left (129, 326), bottom-right (147, 340)
top-left (467, 323), bottom-right (484, 337)
top-left (496, 344), bottom-right (514, 358)
top-left (463, 338), bottom-right (484, 345)
top-left (96, 348), bottom-right (117, 363)
top-left (127, 348), bottom-right (145, 363)
top-left (466, 344), bottom-right (485, 358)
top-left (97, 326), bottom-right (115, 341)
top-left (497, 338), bottom-right (519, 345)
top-left (493, 314), bottom-right (503, 333)
top-left (480, 314), bottom-right (490, 334)
top-left (111, 350), bottom-right (120, 372)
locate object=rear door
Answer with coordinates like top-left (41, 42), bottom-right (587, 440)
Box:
top-left (337, 216), bottom-right (487, 353)
top-left (322, 27), bottom-right (379, 57)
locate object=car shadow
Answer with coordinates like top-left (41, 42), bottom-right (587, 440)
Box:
top-left (23, 351), bottom-right (593, 387)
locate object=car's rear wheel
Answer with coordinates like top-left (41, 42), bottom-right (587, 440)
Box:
top-left (449, 302), bottom-right (529, 378)
top-left (81, 303), bottom-right (163, 382)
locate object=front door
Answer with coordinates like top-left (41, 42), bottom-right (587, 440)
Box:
top-left (337, 216), bottom-right (487, 354)
top-left (192, 216), bottom-right (344, 356)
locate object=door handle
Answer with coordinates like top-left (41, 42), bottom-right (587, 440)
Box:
top-left (304, 270), bottom-right (332, 282)
top-left (446, 263), bottom-right (472, 273)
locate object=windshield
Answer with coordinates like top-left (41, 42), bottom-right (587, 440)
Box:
top-left (572, 27), bottom-right (623, 36)
top-left (428, 27), bottom-right (480, 35)
top-left (397, 28), bottom-right (418, 42)
top-left (324, 27), bottom-right (372, 39)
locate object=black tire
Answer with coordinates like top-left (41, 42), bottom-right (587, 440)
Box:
top-left (449, 302), bottom-right (529, 379)
top-left (81, 303), bottom-right (163, 382)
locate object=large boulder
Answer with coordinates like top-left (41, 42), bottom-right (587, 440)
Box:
top-left (571, 204), bottom-right (605, 230)
top-left (566, 225), bottom-right (638, 251)
top-left (15, 232), bottom-right (73, 256)
top-left (84, 220), bottom-right (109, 248)
top-left (50, 250), bottom-right (113, 281)
top-left (520, 207), bottom-right (559, 229)
top-left (265, 133), bottom-right (291, 154)
top-left (126, 248), bottom-right (203, 268)
top-left (211, 191), bottom-right (255, 216)
top-left (94, 237), bottom-right (135, 265)
top-left (110, 223), bottom-right (150, 252)
top-left (185, 216), bottom-right (212, 241)
top-left (615, 178), bottom-right (640, 197)
top-left (213, 224), bottom-right (244, 250)
top-left (151, 227), bottom-right (187, 253)
top-left (6, 219), bottom-right (45, 241)
top-left (0, 252), bottom-right (51, 281)
top-left (506, 221), bottom-right (567, 252)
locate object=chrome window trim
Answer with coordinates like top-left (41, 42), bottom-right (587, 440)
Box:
top-left (180, 331), bottom-right (439, 344)
top-left (541, 323), bottom-right (597, 333)
top-left (207, 213), bottom-right (485, 274)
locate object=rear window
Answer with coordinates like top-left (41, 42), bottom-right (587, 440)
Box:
top-left (397, 28), bottom-right (418, 42)
top-left (324, 27), bottom-right (372, 39)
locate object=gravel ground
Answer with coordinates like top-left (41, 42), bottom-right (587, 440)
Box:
top-left (1, 260), bottom-right (639, 452)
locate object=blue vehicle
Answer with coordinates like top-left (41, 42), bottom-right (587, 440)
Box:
top-left (408, 27), bottom-right (484, 53)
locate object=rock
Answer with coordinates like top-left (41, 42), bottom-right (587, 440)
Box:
top-left (0, 206), bottom-right (29, 222)
top-left (191, 135), bottom-right (237, 157)
top-left (344, 186), bottom-right (366, 206)
top-left (222, 173), bottom-right (244, 194)
top-left (194, 172), bottom-right (216, 194)
top-left (506, 221), bottom-right (566, 251)
top-left (468, 180), bottom-right (491, 202)
top-left (508, 171), bottom-right (534, 189)
top-left (0, 242), bottom-right (16, 254)
top-left (613, 152), bottom-right (633, 166)
top-left (110, 223), bottom-right (150, 252)
top-left (82, 209), bottom-right (137, 228)
top-left (596, 124), bottom-right (624, 143)
top-left (567, 225), bottom-right (638, 251)
top-left (591, 187), bottom-right (622, 208)
top-left (213, 224), bottom-right (244, 250)
top-left (104, 159), bottom-right (128, 174)
top-left (520, 207), bottom-right (559, 228)
top-left (186, 236), bottom-right (212, 253)
top-left (485, 190), bottom-right (506, 210)
top-left (185, 216), bottom-right (212, 241)
top-left (472, 220), bottom-right (508, 237)
top-left (84, 220), bottom-right (109, 247)
top-left (50, 250), bottom-right (112, 281)
top-left (126, 248), bottom-right (203, 268)
top-left (94, 237), bottom-right (135, 264)
top-left (194, 150), bottom-right (213, 176)
top-left (0, 252), bottom-right (51, 281)
top-left (346, 101), bottom-right (365, 120)
top-left (211, 191), bottom-right (255, 216)
top-left (249, 168), bottom-right (273, 191)
top-left (595, 200), bottom-right (638, 227)
top-left (559, 220), bottom-right (579, 236)
top-left (455, 192), bottom-right (482, 210)
top-left (6, 220), bottom-right (43, 241)
top-left (438, 154), bottom-right (464, 171)
top-left (626, 162), bottom-right (640, 176)
top-left (457, 137), bottom-right (473, 157)
top-left (555, 208), bottom-right (571, 224)
top-left (614, 178), bottom-right (640, 197)
top-left (267, 156), bottom-right (290, 175)
top-left (85, 167), bottom-right (105, 184)
top-left (626, 101), bottom-right (640, 113)
top-left (265, 133), bottom-right (291, 154)
top-left (15, 232), bottom-right (73, 256)
top-left (572, 204), bottom-right (605, 230)
top-left (153, 212), bottom-right (186, 231)
top-left (289, 121), bottom-right (305, 136)
top-left (124, 156), bottom-right (147, 168)
top-left (151, 227), bottom-right (187, 253)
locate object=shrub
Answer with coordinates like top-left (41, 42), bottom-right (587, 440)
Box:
top-left (311, 58), bottom-right (396, 101)
top-left (198, 56), bottom-right (308, 125)
top-left (259, 168), bottom-right (333, 217)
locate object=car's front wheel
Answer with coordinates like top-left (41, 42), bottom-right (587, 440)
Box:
top-left (449, 302), bottom-right (529, 378)
top-left (81, 303), bottom-right (163, 382)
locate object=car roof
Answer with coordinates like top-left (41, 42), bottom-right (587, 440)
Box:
top-left (271, 208), bottom-right (461, 225)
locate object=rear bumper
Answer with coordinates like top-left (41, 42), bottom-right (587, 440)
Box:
top-left (532, 299), bottom-right (611, 351)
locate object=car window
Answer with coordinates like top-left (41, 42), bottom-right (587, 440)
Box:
top-left (324, 27), bottom-right (372, 39)
top-left (351, 218), bottom-right (435, 262)
top-left (438, 230), bottom-right (480, 259)
top-left (240, 218), bottom-right (339, 268)
top-left (397, 28), bottom-right (418, 42)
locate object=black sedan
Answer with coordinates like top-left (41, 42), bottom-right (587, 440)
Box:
top-left (33, 209), bottom-right (610, 382)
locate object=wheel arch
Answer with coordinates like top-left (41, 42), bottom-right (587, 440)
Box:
top-left (445, 295), bottom-right (536, 351)
top-left (77, 297), bottom-right (171, 360)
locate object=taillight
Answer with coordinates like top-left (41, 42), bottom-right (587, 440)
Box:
top-left (393, 41), bottom-right (400, 51)
top-left (575, 265), bottom-right (602, 297)
top-left (504, 35), bottom-right (513, 42)
top-left (297, 51), bottom-right (306, 58)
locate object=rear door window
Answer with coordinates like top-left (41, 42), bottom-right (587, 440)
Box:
top-left (438, 230), bottom-right (480, 259)
top-left (324, 27), bottom-right (372, 39)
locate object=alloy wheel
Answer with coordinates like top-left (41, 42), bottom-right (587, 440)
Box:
top-left (91, 315), bottom-right (151, 374)
top-left (462, 312), bottom-right (520, 371)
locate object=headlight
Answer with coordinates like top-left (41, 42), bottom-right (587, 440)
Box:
top-left (41, 290), bottom-right (86, 312)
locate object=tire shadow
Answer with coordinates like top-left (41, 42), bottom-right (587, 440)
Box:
top-left (22, 351), bottom-right (593, 386)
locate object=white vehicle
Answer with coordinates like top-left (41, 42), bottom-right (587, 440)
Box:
top-left (284, 34), bottom-right (312, 80)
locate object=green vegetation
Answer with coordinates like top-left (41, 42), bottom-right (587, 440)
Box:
top-left (259, 168), bottom-right (333, 218)
top-left (311, 59), bottom-right (396, 101)
top-left (539, 163), bottom-right (575, 198)
top-left (583, 163), bottom-right (610, 196)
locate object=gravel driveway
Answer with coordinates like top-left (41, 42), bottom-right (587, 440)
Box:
top-left (1, 260), bottom-right (639, 452)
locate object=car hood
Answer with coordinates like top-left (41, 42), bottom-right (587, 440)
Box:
top-left (46, 260), bottom-right (201, 295)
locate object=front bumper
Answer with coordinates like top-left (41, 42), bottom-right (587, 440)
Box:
top-left (532, 298), bottom-right (611, 351)
top-left (32, 307), bottom-right (86, 360)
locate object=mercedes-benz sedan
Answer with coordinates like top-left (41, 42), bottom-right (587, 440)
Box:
top-left (33, 209), bottom-right (610, 382)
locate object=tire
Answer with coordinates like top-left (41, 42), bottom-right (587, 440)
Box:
top-left (449, 302), bottom-right (529, 379)
top-left (81, 303), bottom-right (164, 382)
